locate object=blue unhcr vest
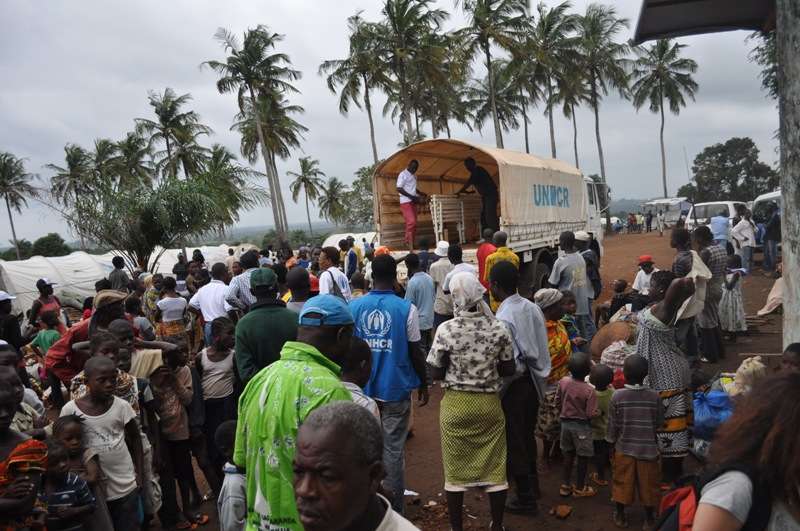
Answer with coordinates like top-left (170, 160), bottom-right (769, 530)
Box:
top-left (350, 291), bottom-right (420, 401)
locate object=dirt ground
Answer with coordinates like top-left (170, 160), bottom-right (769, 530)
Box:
top-left (166, 231), bottom-right (785, 530)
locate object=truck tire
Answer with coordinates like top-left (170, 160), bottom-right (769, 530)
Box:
top-left (520, 261), bottom-right (550, 298)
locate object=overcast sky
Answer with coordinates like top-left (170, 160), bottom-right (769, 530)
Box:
top-left (0, 0), bottom-right (778, 243)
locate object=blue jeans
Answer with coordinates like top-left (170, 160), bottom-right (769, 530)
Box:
top-left (739, 246), bottom-right (753, 273)
top-left (576, 308), bottom-right (596, 344)
top-left (764, 239), bottom-right (778, 271)
top-left (203, 321), bottom-right (213, 346)
top-left (377, 399), bottom-right (411, 514)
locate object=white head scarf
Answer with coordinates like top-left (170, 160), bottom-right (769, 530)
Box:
top-left (534, 288), bottom-right (563, 310)
top-left (449, 271), bottom-right (493, 318)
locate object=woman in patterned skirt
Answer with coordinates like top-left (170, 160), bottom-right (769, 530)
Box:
top-left (427, 272), bottom-right (516, 531)
top-left (636, 277), bottom-right (695, 485)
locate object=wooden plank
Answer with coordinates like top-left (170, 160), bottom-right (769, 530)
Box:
top-left (738, 352), bottom-right (784, 357)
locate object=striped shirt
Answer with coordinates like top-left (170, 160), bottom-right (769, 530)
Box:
top-left (41, 472), bottom-right (95, 531)
top-left (607, 385), bottom-right (664, 460)
top-left (225, 268), bottom-right (258, 311)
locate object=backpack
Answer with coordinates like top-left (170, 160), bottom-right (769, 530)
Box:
top-left (654, 464), bottom-right (772, 531)
top-left (325, 270), bottom-right (346, 301)
top-left (581, 249), bottom-right (603, 298)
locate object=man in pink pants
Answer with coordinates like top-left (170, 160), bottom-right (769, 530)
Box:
top-left (396, 160), bottom-right (426, 251)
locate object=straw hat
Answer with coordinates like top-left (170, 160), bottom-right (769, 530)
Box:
top-left (590, 321), bottom-right (634, 360)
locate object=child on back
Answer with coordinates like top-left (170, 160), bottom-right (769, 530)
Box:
top-left (215, 420), bottom-right (246, 531)
top-left (340, 337), bottom-right (380, 420)
top-left (719, 254), bottom-right (747, 340)
top-left (556, 352), bottom-right (598, 497)
top-left (607, 354), bottom-right (663, 528)
top-left (40, 439), bottom-right (95, 531)
top-left (30, 311), bottom-right (62, 358)
top-left (782, 343), bottom-right (800, 373)
top-left (560, 291), bottom-right (587, 352)
top-left (589, 364), bottom-right (614, 488)
top-left (59, 356), bottom-right (143, 531)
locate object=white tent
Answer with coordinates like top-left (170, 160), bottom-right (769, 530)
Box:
top-left (321, 232), bottom-right (378, 250)
top-left (0, 252), bottom-right (112, 318)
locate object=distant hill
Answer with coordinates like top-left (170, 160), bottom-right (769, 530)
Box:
top-left (610, 198), bottom-right (648, 217)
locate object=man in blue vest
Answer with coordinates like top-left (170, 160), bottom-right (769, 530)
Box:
top-left (350, 254), bottom-right (429, 515)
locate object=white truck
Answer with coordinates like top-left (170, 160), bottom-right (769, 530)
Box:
top-left (372, 139), bottom-right (607, 296)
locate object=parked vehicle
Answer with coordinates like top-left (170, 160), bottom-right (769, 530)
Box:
top-left (686, 201), bottom-right (747, 231)
top-left (372, 139), bottom-right (606, 296)
top-left (751, 189), bottom-right (782, 249)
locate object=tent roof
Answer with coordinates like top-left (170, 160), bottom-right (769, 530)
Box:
top-left (643, 197), bottom-right (689, 206)
top-left (322, 232), bottom-right (378, 249)
top-left (633, 0), bottom-right (775, 44)
top-left (373, 139), bottom-right (582, 182)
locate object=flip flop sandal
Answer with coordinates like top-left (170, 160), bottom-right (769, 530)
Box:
top-left (572, 485), bottom-right (597, 498)
top-left (559, 484), bottom-right (572, 497)
top-left (191, 514), bottom-right (210, 526)
top-left (174, 522), bottom-right (198, 530)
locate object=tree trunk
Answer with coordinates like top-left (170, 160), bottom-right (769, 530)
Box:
top-left (271, 155), bottom-right (289, 235)
top-left (445, 119), bottom-right (452, 139)
top-left (248, 87), bottom-right (286, 239)
top-left (777, 0), bottom-right (800, 347)
top-left (363, 76), bottom-right (380, 165)
top-left (547, 80), bottom-right (557, 158)
top-left (484, 44), bottom-right (504, 149)
top-left (5, 197), bottom-right (20, 260)
top-left (659, 88), bottom-right (668, 198)
top-left (521, 87), bottom-right (530, 154)
top-left (591, 83), bottom-right (611, 231)
top-left (165, 135), bottom-right (174, 179)
top-left (305, 190), bottom-right (313, 235)
top-left (399, 65), bottom-right (414, 141)
top-left (571, 104), bottom-right (580, 169)
top-left (414, 107), bottom-right (420, 139)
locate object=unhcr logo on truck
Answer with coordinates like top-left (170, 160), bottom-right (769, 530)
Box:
top-left (533, 184), bottom-right (570, 207)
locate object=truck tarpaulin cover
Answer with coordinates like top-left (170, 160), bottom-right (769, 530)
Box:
top-left (500, 163), bottom-right (587, 227)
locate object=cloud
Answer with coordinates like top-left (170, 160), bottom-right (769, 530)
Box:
top-left (0, 0), bottom-right (778, 243)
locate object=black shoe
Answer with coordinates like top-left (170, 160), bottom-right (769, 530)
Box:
top-left (505, 497), bottom-right (538, 515)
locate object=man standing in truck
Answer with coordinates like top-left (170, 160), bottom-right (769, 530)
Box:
top-left (457, 157), bottom-right (499, 233)
top-left (397, 159), bottom-right (426, 251)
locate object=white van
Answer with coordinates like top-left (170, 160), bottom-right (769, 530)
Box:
top-left (751, 189), bottom-right (782, 249)
top-left (686, 201), bottom-right (747, 230)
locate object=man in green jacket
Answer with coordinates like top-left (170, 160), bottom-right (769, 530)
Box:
top-left (234, 268), bottom-right (298, 382)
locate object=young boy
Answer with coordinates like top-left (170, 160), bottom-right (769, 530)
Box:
top-left (60, 356), bottom-right (143, 531)
top-left (560, 290), bottom-right (587, 352)
top-left (41, 439), bottom-right (96, 531)
top-left (632, 256), bottom-right (659, 296)
top-left (340, 337), bottom-right (380, 420)
top-left (589, 364), bottom-right (614, 487)
top-left (781, 343), bottom-right (800, 373)
top-left (69, 332), bottom-right (139, 415)
top-left (549, 231), bottom-right (592, 341)
top-left (30, 311), bottom-right (62, 357)
top-left (556, 352), bottom-right (598, 497)
top-left (607, 354), bottom-right (663, 528)
top-left (215, 420), bottom-right (246, 531)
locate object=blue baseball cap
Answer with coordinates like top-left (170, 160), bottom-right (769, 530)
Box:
top-left (298, 294), bottom-right (354, 327)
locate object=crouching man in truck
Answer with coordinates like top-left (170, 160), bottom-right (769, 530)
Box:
top-left (456, 157), bottom-right (499, 233)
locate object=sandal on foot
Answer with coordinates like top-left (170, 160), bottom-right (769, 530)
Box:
top-left (613, 512), bottom-right (629, 528)
top-left (590, 472), bottom-right (609, 487)
top-left (572, 485), bottom-right (597, 498)
top-left (174, 522), bottom-right (197, 530)
top-left (559, 484), bottom-right (572, 497)
top-left (190, 514), bottom-right (209, 526)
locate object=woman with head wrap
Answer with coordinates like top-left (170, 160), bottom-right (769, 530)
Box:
top-left (533, 288), bottom-right (573, 465)
top-left (427, 272), bottom-right (516, 531)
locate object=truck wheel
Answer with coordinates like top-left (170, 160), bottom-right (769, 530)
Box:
top-left (520, 261), bottom-right (550, 298)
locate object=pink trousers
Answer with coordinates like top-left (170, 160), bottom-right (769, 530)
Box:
top-left (400, 202), bottom-right (417, 246)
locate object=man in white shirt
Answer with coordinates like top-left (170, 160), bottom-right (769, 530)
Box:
top-left (224, 248), bottom-right (237, 274)
top-left (317, 246), bottom-right (353, 301)
top-left (428, 241), bottom-right (454, 327)
top-left (396, 160), bottom-right (427, 251)
top-left (632, 255), bottom-right (659, 296)
top-left (441, 244), bottom-right (477, 295)
top-left (294, 402), bottom-right (420, 531)
top-left (189, 263), bottom-right (233, 345)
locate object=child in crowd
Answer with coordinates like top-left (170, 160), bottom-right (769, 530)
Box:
top-left (720, 254), bottom-right (747, 340)
top-left (340, 337), bottom-right (380, 419)
top-left (782, 343), bottom-right (800, 373)
top-left (69, 332), bottom-right (139, 414)
top-left (607, 354), bottom-right (663, 529)
top-left (60, 356), bottom-right (143, 531)
top-left (30, 311), bottom-right (62, 358)
top-left (197, 317), bottom-right (237, 473)
top-left (125, 297), bottom-right (156, 341)
top-left (0, 345), bottom-right (44, 415)
top-left (589, 364), bottom-right (614, 487)
top-left (41, 439), bottom-right (96, 531)
top-left (215, 420), bottom-right (246, 531)
top-left (560, 291), bottom-right (587, 352)
top-left (632, 256), bottom-right (658, 296)
top-left (150, 345), bottom-right (209, 527)
top-left (7, 368), bottom-right (48, 440)
top-left (556, 352), bottom-right (598, 497)
top-left (81, 297), bottom-right (94, 320)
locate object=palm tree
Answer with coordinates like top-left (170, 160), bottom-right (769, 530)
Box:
top-left (457, 0), bottom-right (529, 148)
top-left (0, 152), bottom-right (38, 260)
top-left (378, 0), bottom-right (448, 139)
top-left (464, 60), bottom-right (525, 140)
top-left (554, 71), bottom-right (591, 168)
top-left (320, 13), bottom-right (391, 164)
top-left (203, 26), bottom-right (302, 239)
top-left (287, 157), bottom-right (325, 235)
top-left (135, 88), bottom-right (211, 179)
top-left (317, 177), bottom-right (349, 225)
top-left (46, 144), bottom-right (93, 250)
top-left (526, 1), bottom-right (579, 158)
top-left (576, 4), bottom-right (630, 189)
top-left (110, 132), bottom-right (154, 190)
top-left (630, 39), bottom-right (698, 198)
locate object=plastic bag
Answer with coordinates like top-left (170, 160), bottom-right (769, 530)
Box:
top-left (693, 390), bottom-right (733, 441)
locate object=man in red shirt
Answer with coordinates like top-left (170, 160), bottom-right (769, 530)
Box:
top-left (476, 228), bottom-right (497, 290)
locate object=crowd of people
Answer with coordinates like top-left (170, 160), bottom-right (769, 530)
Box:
top-left (0, 217), bottom-right (797, 531)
